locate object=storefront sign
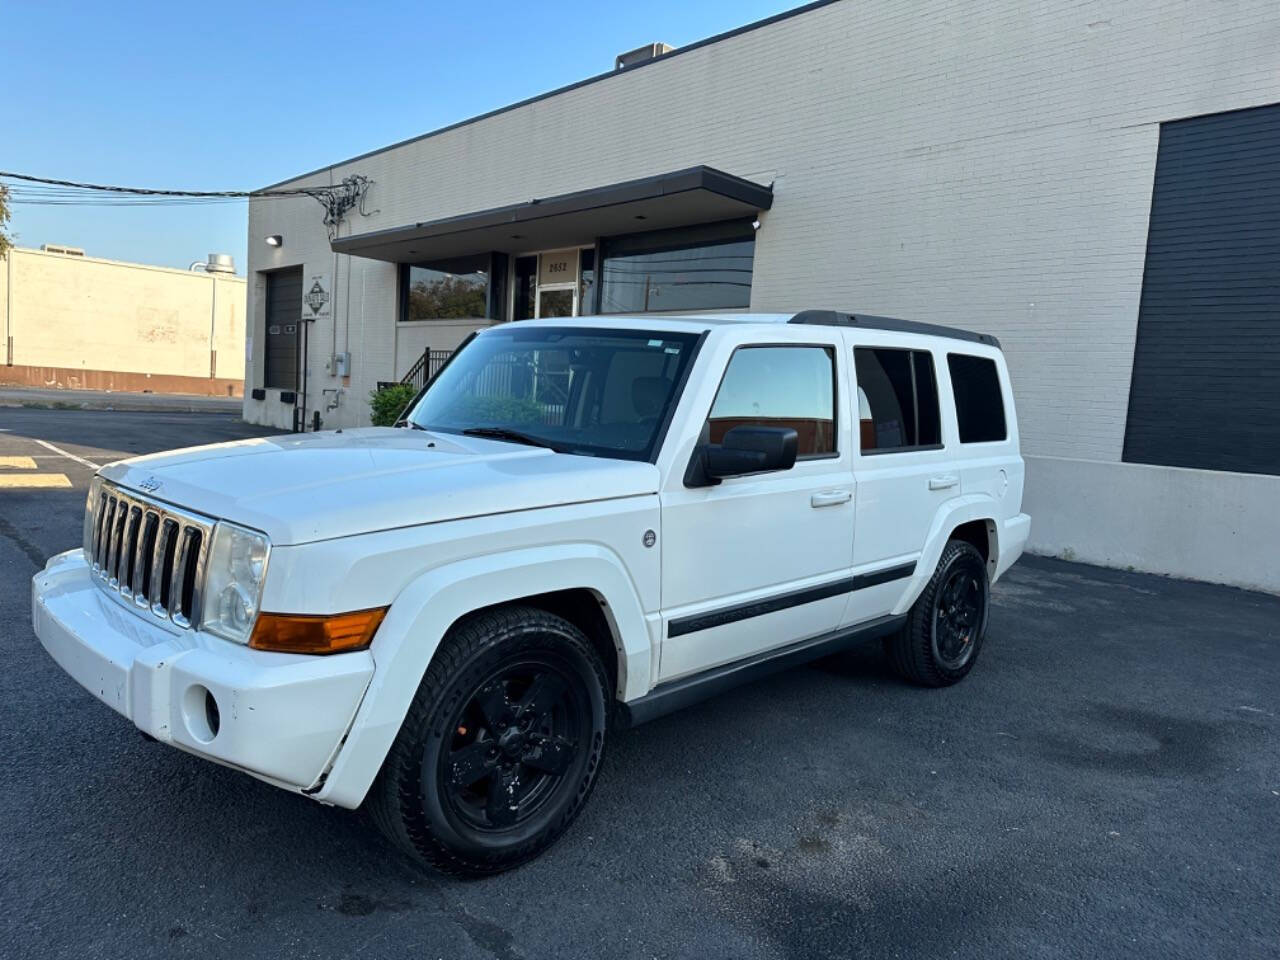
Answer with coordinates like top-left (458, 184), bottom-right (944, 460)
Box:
top-left (538, 250), bottom-right (578, 287)
top-left (302, 272), bottom-right (332, 322)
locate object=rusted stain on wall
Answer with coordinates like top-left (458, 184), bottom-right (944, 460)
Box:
top-left (0, 364), bottom-right (243, 398)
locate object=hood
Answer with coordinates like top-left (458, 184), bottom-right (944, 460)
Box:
top-left (100, 428), bottom-right (660, 545)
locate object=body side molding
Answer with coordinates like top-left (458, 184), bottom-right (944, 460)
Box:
top-left (667, 561), bottom-right (915, 638)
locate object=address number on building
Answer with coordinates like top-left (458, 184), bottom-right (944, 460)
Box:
top-left (538, 250), bottom-right (579, 286)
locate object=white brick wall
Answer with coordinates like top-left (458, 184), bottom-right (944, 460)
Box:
top-left (246, 0), bottom-right (1280, 459)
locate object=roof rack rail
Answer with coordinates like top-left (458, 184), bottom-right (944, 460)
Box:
top-left (788, 310), bottom-right (1001, 349)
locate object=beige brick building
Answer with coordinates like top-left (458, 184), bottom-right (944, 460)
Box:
top-left (243, 0), bottom-right (1280, 592)
top-left (1, 246), bottom-right (246, 396)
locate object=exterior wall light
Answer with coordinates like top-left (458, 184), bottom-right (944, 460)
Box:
top-left (265, 235), bottom-right (283, 247)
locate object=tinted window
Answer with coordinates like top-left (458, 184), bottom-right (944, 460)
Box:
top-left (512, 256), bottom-right (536, 321)
top-left (708, 346), bottom-right (836, 457)
top-left (854, 348), bottom-right (941, 452)
top-left (407, 327), bottom-right (699, 461)
top-left (403, 254), bottom-right (489, 321)
top-left (600, 220), bottom-right (754, 313)
top-left (948, 354), bottom-right (1007, 443)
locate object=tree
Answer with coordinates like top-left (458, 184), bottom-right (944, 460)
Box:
top-left (0, 185), bottom-right (11, 259)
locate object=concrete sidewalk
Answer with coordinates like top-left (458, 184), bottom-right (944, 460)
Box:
top-left (0, 385), bottom-right (241, 414)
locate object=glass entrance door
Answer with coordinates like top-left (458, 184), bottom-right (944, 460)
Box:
top-left (535, 288), bottom-right (575, 318)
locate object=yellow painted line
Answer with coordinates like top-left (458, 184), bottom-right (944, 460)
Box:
top-left (0, 473), bottom-right (72, 489)
top-left (0, 456), bottom-right (38, 469)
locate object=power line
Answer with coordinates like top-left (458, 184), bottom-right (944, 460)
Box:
top-left (0, 170), bottom-right (377, 237)
top-left (0, 170), bottom-right (316, 198)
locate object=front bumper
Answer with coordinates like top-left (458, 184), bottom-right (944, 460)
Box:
top-left (31, 550), bottom-right (374, 797)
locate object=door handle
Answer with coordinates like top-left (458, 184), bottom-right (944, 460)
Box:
top-left (810, 489), bottom-right (852, 508)
top-left (929, 475), bottom-right (959, 491)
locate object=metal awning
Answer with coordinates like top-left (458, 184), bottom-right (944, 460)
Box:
top-left (330, 166), bottom-right (773, 263)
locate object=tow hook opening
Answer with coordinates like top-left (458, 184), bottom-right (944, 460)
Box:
top-left (183, 684), bottom-right (221, 743)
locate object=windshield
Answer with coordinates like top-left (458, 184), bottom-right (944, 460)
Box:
top-left (406, 326), bottom-right (701, 460)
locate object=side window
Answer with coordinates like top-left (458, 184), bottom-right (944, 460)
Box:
top-left (853, 347), bottom-right (941, 453)
top-left (948, 353), bottom-right (1007, 443)
top-left (708, 346), bottom-right (836, 457)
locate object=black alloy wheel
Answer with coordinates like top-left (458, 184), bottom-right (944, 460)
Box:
top-left (441, 661), bottom-right (587, 834)
top-left (932, 566), bottom-right (984, 670)
top-left (885, 539), bottom-right (990, 687)
top-left (368, 606), bottom-right (608, 877)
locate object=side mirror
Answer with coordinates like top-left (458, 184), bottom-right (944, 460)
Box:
top-left (684, 425), bottom-right (799, 487)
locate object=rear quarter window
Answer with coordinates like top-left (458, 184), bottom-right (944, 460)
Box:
top-left (947, 354), bottom-right (1007, 443)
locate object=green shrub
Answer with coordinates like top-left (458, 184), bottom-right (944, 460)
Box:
top-left (369, 383), bottom-right (417, 427)
top-left (444, 394), bottom-right (545, 425)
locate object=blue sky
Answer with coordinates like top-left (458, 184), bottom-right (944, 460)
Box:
top-left (4, 0), bottom-right (798, 272)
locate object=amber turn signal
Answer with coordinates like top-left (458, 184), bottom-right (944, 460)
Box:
top-left (248, 607), bottom-right (388, 654)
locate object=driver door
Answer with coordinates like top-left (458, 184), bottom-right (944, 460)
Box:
top-left (658, 339), bottom-right (855, 682)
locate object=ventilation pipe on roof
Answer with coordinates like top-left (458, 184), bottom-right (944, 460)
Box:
top-left (190, 254), bottom-right (236, 274)
top-left (615, 42), bottom-right (675, 70)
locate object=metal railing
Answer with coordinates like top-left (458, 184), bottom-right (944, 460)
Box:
top-left (399, 348), bottom-right (454, 393)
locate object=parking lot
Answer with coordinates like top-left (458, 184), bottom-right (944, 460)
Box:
top-left (1, 407), bottom-right (1277, 960)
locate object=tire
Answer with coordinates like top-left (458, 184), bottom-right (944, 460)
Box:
top-left (885, 539), bottom-right (990, 687)
top-left (367, 605), bottom-right (609, 877)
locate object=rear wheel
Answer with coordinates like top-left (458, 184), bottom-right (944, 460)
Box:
top-left (885, 540), bottom-right (989, 687)
top-left (368, 606), bottom-right (608, 877)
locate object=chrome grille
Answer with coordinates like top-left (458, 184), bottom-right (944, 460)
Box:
top-left (87, 482), bottom-right (214, 628)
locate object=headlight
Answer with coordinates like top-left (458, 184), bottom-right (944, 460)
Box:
top-left (83, 475), bottom-right (103, 560)
top-left (200, 522), bottom-right (270, 644)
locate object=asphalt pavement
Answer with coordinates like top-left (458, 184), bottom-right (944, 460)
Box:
top-left (1, 408), bottom-right (1277, 959)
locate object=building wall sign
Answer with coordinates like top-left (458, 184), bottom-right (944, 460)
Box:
top-left (303, 272), bottom-right (332, 322)
top-left (538, 250), bottom-right (578, 287)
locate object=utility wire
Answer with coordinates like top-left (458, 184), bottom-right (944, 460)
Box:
top-left (0, 170), bottom-right (376, 237)
top-left (0, 170), bottom-right (317, 198)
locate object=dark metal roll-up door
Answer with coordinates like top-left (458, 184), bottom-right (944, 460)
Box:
top-left (1122, 103), bottom-right (1280, 476)
top-left (264, 268), bottom-right (303, 392)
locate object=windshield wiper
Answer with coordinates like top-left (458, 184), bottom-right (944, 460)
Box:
top-left (461, 427), bottom-right (561, 451)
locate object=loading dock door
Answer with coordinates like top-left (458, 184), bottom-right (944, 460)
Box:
top-left (264, 267), bottom-right (303, 392)
top-left (1122, 103), bottom-right (1280, 476)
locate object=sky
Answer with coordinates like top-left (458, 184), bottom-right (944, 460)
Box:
top-left (4, 0), bottom-right (800, 273)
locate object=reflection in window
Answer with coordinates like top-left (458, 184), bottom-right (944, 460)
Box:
top-left (600, 220), bottom-right (755, 313)
top-left (512, 256), bottom-right (537, 321)
top-left (407, 328), bottom-right (699, 460)
top-left (579, 248), bottom-right (596, 314)
top-left (854, 348), bottom-right (941, 452)
top-left (707, 346), bottom-right (836, 456)
top-left (403, 254), bottom-right (489, 321)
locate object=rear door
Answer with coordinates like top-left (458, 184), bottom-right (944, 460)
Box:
top-left (658, 330), bottom-right (855, 681)
top-left (840, 333), bottom-right (955, 625)
top-left (940, 348), bottom-right (1023, 522)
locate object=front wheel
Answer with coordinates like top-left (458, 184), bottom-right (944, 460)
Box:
top-left (885, 539), bottom-right (990, 687)
top-left (367, 606), bottom-right (609, 877)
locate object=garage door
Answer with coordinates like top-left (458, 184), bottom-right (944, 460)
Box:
top-left (1122, 102), bottom-right (1280, 476)
top-left (264, 268), bottom-right (303, 393)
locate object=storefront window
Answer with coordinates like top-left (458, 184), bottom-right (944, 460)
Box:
top-left (579, 248), bottom-right (596, 314)
top-left (512, 256), bottom-right (537, 321)
top-left (599, 220), bottom-right (755, 313)
top-left (402, 254), bottom-right (489, 321)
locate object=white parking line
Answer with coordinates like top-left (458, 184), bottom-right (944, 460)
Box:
top-left (0, 474), bottom-right (72, 489)
top-left (31, 438), bottom-right (102, 471)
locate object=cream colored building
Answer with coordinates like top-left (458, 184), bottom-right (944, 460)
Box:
top-left (1, 246), bottom-right (246, 396)
top-left (245, 0), bottom-right (1280, 594)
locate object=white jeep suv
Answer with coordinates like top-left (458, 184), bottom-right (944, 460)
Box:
top-left (32, 311), bottom-right (1030, 875)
